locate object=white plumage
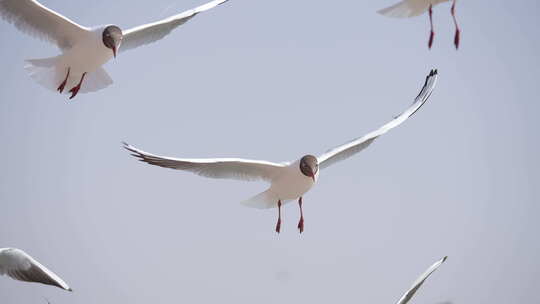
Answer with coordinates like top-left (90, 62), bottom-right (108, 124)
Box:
top-left (0, 248), bottom-right (71, 291)
top-left (378, 0), bottom-right (448, 18)
top-left (121, 0), bottom-right (229, 52)
top-left (378, 0), bottom-right (461, 49)
top-left (395, 256), bottom-right (447, 304)
top-left (125, 69), bottom-right (438, 233)
top-left (0, 0), bottom-right (229, 99)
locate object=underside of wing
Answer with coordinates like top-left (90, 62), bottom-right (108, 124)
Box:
top-left (120, 0), bottom-right (229, 52)
top-left (0, 0), bottom-right (89, 49)
top-left (124, 142), bottom-right (286, 182)
top-left (318, 69), bottom-right (438, 170)
top-left (396, 256), bottom-right (447, 304)
top-left (0, 249), bottom-right (71, 291)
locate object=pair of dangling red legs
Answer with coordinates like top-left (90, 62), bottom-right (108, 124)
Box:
top-left (57, 68), bottom-right (87, 99)
top-left (428, 0), bottom-right (460, 49)
top-left (275, 197), bottom-right (304, 234)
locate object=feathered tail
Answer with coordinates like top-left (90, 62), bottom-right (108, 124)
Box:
top-left (241, 190), bottom-right (278, 209)
top-left (24, 56), bottom-right (113, 95)
top-left (377, 0), bottom-right (431, 18)
top-left (24, 56), bottom-right (65, 92)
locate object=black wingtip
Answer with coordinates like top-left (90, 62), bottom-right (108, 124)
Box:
top-left (123, 142), bottom-right (137, 153)
top-left (442, 256), bottom-right (448, 263)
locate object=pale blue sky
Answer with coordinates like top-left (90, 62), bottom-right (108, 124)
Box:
top-left (0, 1), bottom-right (539, 303)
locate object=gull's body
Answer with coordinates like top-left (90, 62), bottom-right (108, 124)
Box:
top-left (0, 248), bottom-right (71, 291)
top-left (246, 158), bottom-right (320, 209)
top-left (125, 69), bottom-right (438, 233)
top-left (378, 0), bottom-right (461, 49)
top-left (25, 25), bottom-right (115, 97)
top-left (0, 0), bottom-right (229, 99)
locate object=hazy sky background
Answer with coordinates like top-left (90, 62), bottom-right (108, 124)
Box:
top-left (0, 0), bottom-right (539, 303)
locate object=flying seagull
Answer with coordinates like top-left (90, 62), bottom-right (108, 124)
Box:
top-left (378, 0), bottom-right (461, 50)
top-left (124, 69), bottom-right (438, 233)
top-left (395, 256), bottom-right (447, 304)
top-left (0, 0), bottom-right (229, 99)
top-left (0, 248), bottom-right (72, 291)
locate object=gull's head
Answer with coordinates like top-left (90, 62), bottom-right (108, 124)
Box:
top-left (299, 155), bottom-right (318, 181)
top-left (102, 25), bottom-right (123, 58)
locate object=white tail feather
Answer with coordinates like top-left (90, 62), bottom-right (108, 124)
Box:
top-left (377, 0), bottom-right (431, 18)
top-left (24, 56), bottom-right (65, 92)
top-left (24, 57), bottom-right (113, 95)
top-left (241, 190), bottom-right (279, 209)
top-left (79, 67), bottom-right (113, 93)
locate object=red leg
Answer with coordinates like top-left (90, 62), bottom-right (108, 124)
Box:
top-left (297, 197), bottom-right (304, 234)
top-left (451, 0), bottom-right (460, 49)
top-left (428, 5), bottom-right (434, 49)
top-left (275, 200), bottom-right (282, 233)
top-left (57, 68), bottom-right (70, 93)
top-left (68, 72), bottom-right (87, 100)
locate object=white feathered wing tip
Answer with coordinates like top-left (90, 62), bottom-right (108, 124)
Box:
top-left (24, 56), bottom-right (113, 95)
top-left (395, 256), bottom-right (447, 304)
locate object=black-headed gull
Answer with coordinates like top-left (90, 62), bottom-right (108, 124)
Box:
top-left (396, 256), bottom-right (447, 304)
top-left (124, 69), bottom-right (438, 233)
top-left (0, 248), bottom-right (71, 291)
top-left (0, 0), bottom-right (229, 99)
top-left (378, 0), bottom-right (460, 49)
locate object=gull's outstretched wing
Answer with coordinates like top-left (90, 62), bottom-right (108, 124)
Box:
top-left (124, 143), bottom-right (286, 182)
top-left (317, 69), bottom-right (438, 170)
top-left (395, 256), bottom-right (447, 304)
top-left (0, 0), bottom-right (89, 49)
top-left (0, 248), bottom-right (72, 291)
top-left (120, 0), bottom-right (228, 52)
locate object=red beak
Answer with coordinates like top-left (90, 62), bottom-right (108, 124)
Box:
top-left (112, 46), bottom-right (117, 58)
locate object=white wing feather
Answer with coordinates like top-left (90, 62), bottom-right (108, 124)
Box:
top-left (318, 69), bottom-right (438, 170)
top-left (395, 256), bottom-right (447, 304)
top-left (0, 248), bottom-right (71, 291)
top-left (0, 0), bottom-right (89, 49)
top-left (120, 0), bottom-right (229, 52)
top-left (124, 143), bottom-right (286, 182)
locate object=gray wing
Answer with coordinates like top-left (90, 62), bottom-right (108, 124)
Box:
top-left (318, 69), bottom-right (438, 170)
top-left (0, 248), bottom-right (72, 291)
top-left (124, 143), bottom-right (286, 182)
top-left (120, 0), bottom-right (229, 52)
top-left (396, 256), bottom-right (447, 304)
top-left (0, 0), bottom-right (89, 49)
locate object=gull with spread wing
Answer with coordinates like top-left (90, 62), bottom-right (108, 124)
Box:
top-left (378, 0), bottom-right (461, 49)
top-left (125, 69), bottom-right (438, 234)
top-left (0, 248), bottom-right (71, 291)
top-left (0, 0), bottom-right (229, 99)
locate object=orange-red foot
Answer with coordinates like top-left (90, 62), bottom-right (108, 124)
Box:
top-left (69, 72), bottom-right (87, 100)
top-left (428, 31), bottom-right (434, 49)
top-left (57, 68), bottom-right (70, 93)
top-left (275, 218), bottom-right (281, 234)
top-left (275, 199), bottom-right (282, 234)
top-left (297, 217), bottom-right (304, 234)
top-left (454, 29), bottom-right (460, 50)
